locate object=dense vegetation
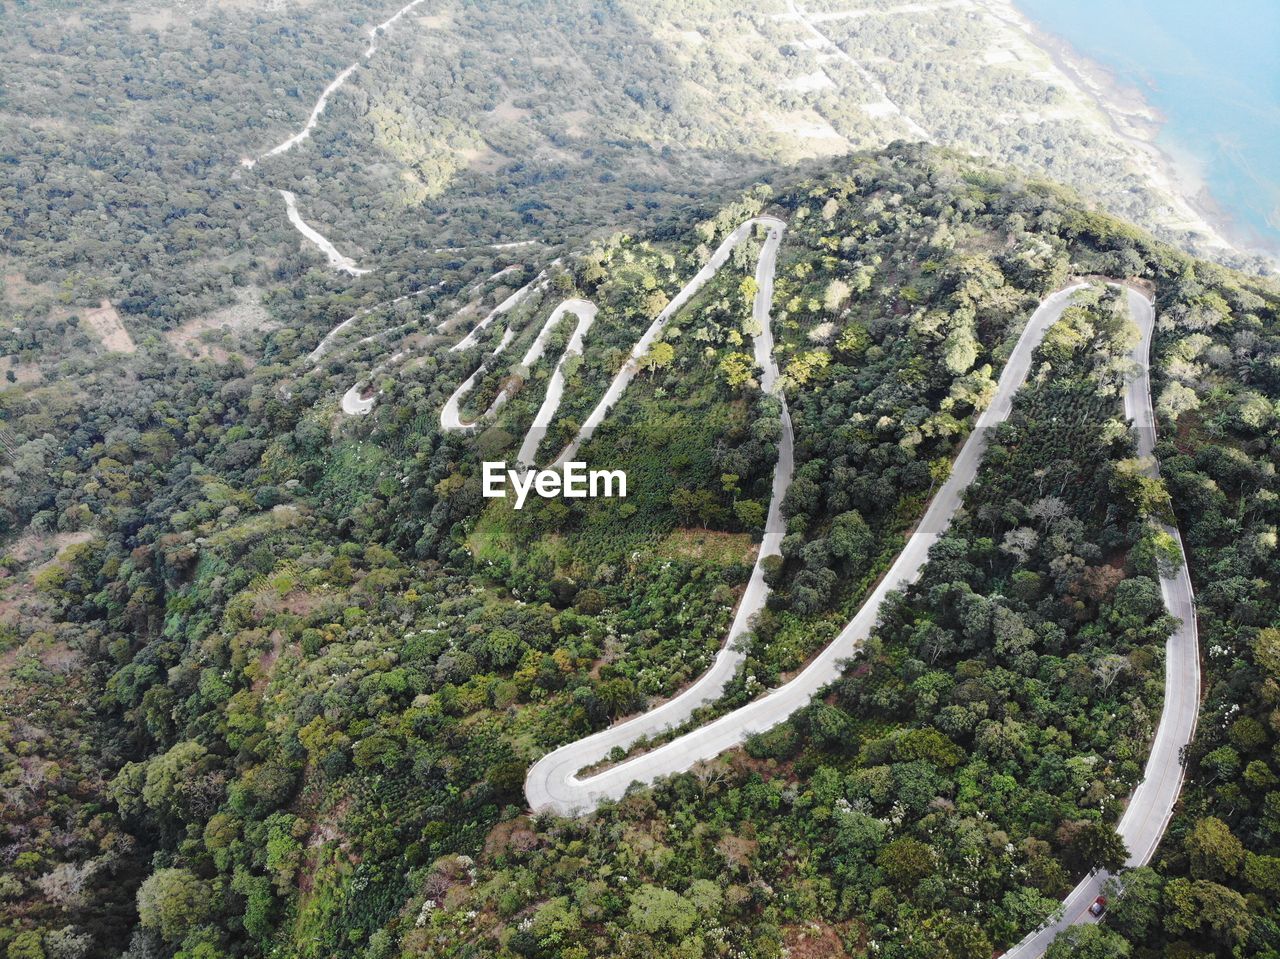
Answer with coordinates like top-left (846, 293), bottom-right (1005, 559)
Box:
top-left (1, 0), bottom-right (1265, 358)
top-left (4, 139), bottom-right (1279, 959)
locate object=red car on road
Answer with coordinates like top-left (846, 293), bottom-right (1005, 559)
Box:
top-left (1088, 896), bottom-right (1107, 918)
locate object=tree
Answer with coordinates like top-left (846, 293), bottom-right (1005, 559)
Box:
top-left (1244, 852), bottom-right (1280, 897)
top-left (827, 510), bottom-right (872, 568)
top-left (942, 921), bottom-right (991, 959)
top-left (943, 326), bottom-right (979, 375)
top-left (642, 288), bottom-right (670, 317)
top-left (142, 740), bottom-right (213, 820)
top-left (42, 927), bottom-right (91, 959)
top-left (824, 278), bottom-right (851, 312)
top-left (136, 868), bottom-right (212, 942)
top-left (1254, 626), bottom-right (1280, 680)
top-left (1156, 381), bottom-right (1199, 421)
top-left (480, 627), bottom-right (524, 668)
top-left (627, 884), bottom-right (698, 938)
top-left (670, 488), bottom-right (721, 527)
top-left (1185, 816), bottom-right (1245, 881)
top-left (7, 932), bottom-right (46, 959)
top-left (1164, 878), bottom-right (1253, 946)
top-left (878, 837), bottom-right (935, 889)
top-left (1044, 925), bottom-right (1130, 959)
top-left (1092, 654), bottom-right (1129, 693)
top-left (643, 341), bottom-right (675, 376)
top-left (734, 499), bottom-right (765, 530)
top-left (718, 352), bottom-right (756, 388)
top-left (1059, 821), bottom-right (1127, 874)
top-left (1104, 867), bottom-right (1162, 939)
top-left (1000, 526), bottom-right (1038, 562)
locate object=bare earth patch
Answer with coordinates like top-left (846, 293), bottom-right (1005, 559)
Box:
top-left (6, 530), bottom-right (94, 569)
top-left (490, 98), bottom-right (532, 124)
top-left (84, 299), bottom-right (135, 353)
top-left (783, 921), bottom-right (851, 959)
top-left (459, 142), bottom-right (506, 174)
top-left (2, 357), bottom-right (41, 385)
top-left (765, 109), bottom-right (851, 158)
top-left (165, 286), bottom-right (271, 363)
top-left (2, 267), bottom-right (52, 307)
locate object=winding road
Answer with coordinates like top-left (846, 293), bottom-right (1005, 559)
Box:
top-left (331, 216), bottom-right (1197, 956)
top-left (523, 280), bottom-right (1095, 815)
top-left (244, 0), bottom-right (430, 167)
top-left (280, 190), bottom-right (372, 276)
top-left (1001, 286), bottom-right (1200, 957)
top-left (245, 0), bottom-right (433, 277)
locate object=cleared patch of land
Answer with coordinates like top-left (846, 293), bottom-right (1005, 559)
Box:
top-left (165, 286), bottom-right (272, 363)
top-left (84, 298), bottom-right (135, 353)
top-left (655, 529), bottom-right (758, 566)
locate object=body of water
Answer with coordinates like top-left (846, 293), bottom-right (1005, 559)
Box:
top-left (1017, 0), bottom-right (1280, 254)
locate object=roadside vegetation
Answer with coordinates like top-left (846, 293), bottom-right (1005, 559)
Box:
top-left (2, 131), bottom-right (1279, 959)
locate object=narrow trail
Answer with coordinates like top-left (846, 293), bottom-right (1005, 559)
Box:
top-left (440, 217), bottom-right (787, 471)
top-left (307, 282), bottom-right (444, 364)
top-left (244, 0), bottom-right (429, 278)
top-left (280, 190), bottom-right (373, 276)
top-left (328, 211), bottom-right (1197, 957)
top-left (243, 0), bottom-right (429, 168)
top-left (785, 0), bottom-right (934, 140)
top-left (325, 266), bottom-right (537, 413)
top-left (439, 297), bottom-right (600, 468)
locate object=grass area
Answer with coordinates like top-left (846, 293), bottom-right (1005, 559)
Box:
top-left (655, 528), bottom-right (757, 566)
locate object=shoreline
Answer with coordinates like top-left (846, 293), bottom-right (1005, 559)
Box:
top-left (999, 1), bottom-right (1278, 266)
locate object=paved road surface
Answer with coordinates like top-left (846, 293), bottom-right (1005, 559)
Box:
top-left (514, 299), bottom-right (599, 467)
top-left (524, 282), bottom-right (1094, 814)
top-left (439, 298), bottom-right (597, 447)
top-left (555, 217), bottom-right (787, 466)
top-left (523, 283), bottom-right (1199, 959)
top-left (1001, 286), bottom-right (1200, 958)
top-left (333, 224), bottom-right (1198, 956)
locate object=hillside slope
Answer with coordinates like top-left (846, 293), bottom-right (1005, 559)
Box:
top-left (1, 0), bottom-right (1266, 366)
top-left (1, 147), bottom-right (1279, 959)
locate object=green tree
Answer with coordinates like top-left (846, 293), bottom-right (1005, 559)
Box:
top-left (1244, 852), bottom-right (1280, 897)
top-left (671, 488), bottom-right (721, 528)
top-left (1061, 821), bottom-right (1128, 874)
top-left (6, 932), bottom-right (45, 959)
top-left (627, 884), bottom-right (698, 938)
top-left (1163, 878), bottom-right (1253, 946)
top-left (1044, 925), bottom-right (1130, 959)
top-left (136, 868), bottom-right (213, 942)
top-left (734, 499), bottom-right (766, 530)
top-left (942, 921), bottom-right (991, 959)
top-left (943, 326), bottom-right (979, 375)
top-left (1185, 816), bottom-right (1245, 881)
top-left (643, 341), bottom-right (675, 377)
top-left (1104, 867), bottom-right (1162, 940)
top-left (142, 740), bottom-right (213, 819)
top-left (877, 837), bottom-right (935, 889)
top-left (718, 352), bottom-right (756, 388)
